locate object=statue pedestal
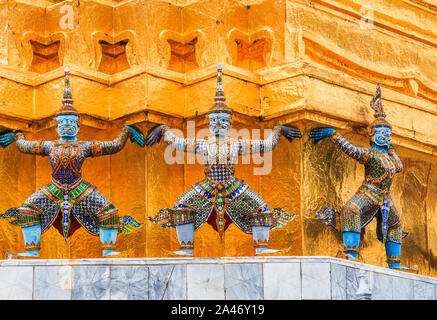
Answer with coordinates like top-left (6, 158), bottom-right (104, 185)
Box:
top-left (0, 256), bottom-right (435, 300)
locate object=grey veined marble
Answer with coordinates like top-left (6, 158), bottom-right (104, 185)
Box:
top-left (392, 277), bottom-right (414, 300)
top-left (414, 280), bottom-right (435, 300)
top-left (149, 265), bottom-right (186, 300)
top-left (371, 272), bottom-right (393, 300)
top-left (34, 266), bottom-right (72, 300)
top-left (301, 262), bottom-right (331, 300)
top-left (110, 266), bottom-right (148, 300)
top-left (0, 256), bottom-right (436, 300)
top-left (72, 265), bottom-right (110, 300)
top-left (331, 263), bottom-right (347, 300)
top-left (263, 263), bottom-right (301, 300)
top-left (187, 264), bottom-right (224, 300)
top-left (224, 263), bottom-right (263, 300)
top-left (346, 267), bottom-right (359, 300)
top-left (0, 267), bottom-right (33, 300)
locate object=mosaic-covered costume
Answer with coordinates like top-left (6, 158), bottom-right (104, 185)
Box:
top-left (317, 131), bottom-right (406, 244)
top-left (148, 65), bottom-right (298, 254)
top-left (11, 128), bottom-right (132, 240)
top-left (151, 126), bottom-right (293, 236)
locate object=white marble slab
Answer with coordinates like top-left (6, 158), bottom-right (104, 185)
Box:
top-left (72, 266), bottom-right (110, 300)
top-left (263, 262), bottom-right (301, 300)
top-left (110, 266), bottom-right (148, 300)
top-left (346, 267), bottom-right (359, 300)
top-left (0, 267), bottom-right (33, 300)
top-left (0, 257), bottom-right (436, 300)
top-left (149, 265), bottom-right (186, 300)
top-left (225, 263), bottom-right (263, 300)
top-left (34, 266), bottom-right (72, 300)
top-left (0, 257), bottom-right (435, 284)
top-left (414, 280), bottom-right (435, 300)
top-left (301, 262), bottom-right (331, 300)
top-left (371, 272), bottom-right (393, 300)
top-left (187, 264), bottom-right (225, 300)
top-left (331, 263), bottom-right (347, 300)
top-left (392, 276), bottom-right (414, 300)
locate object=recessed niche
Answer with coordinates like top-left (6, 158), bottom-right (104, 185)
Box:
top-left (97, 39), bottom-right (130, 75)
top-left (227, 28), bottom-right (274, 71)
top-left (234, 38), bottom-right (267, 71)
top-left (167, 38), bottom-right (199, 73)
top-left (29, 40), bottom-right (61, 74)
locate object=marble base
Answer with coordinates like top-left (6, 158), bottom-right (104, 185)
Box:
top-left (0, 256), bottom-right (436, 300)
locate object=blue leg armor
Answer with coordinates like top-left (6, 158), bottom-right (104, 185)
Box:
top-left (342, 231), bottom-right (360, 260)
top-left (100, 228), bottom-right (121, 257)
top-left (13, 224), bottom-right (41, 257)
top-left (385, 241), bottom-right (401, 269)
top-left (253, 226), bottom-right (279, 255)
top-left (385, 241), bottom-right (418, 272)
top-left (174, 223), bottom-right (194, 256)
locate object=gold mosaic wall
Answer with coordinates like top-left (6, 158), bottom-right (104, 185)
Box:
top-left (0, 0), bottom-right (436, 276)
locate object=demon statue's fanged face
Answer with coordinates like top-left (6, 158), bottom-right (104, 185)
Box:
top-left (207, 112), bottom-right (231, 139)
top-left (55, 114), bottom-right (79, 141)
top-left (371, 126), bottom-right (392, 148)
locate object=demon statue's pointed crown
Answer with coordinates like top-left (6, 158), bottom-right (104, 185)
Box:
top-left (56, 67), bottom-right (81, 121)
top-left (369, 83), bottom-right (391, 132)
top-left (206, 64), bottom-right (233, 117)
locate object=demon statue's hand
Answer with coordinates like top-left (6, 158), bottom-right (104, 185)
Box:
top-left (124, 125), bottom-right (145, 147)
top-left (276, 125), bottom-right (302, 142)
top-left (145, 124), bottom-right (166, 147)
top-left (0, 131), bottom-right (16, 148)
top-left (309, 127), bottom-right (335, 144)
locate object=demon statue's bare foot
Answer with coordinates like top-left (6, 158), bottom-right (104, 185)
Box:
top-left (173, 249), bottom-right (193, 256)
top-left (386, 242), bottom-right (418, 273)
top-left (255, 247), bottom-right (280, 255)
top-left (389, 264), bottom-right (419, 274)
top-left (336, 249), bottom-right (358, 261)
top-left (18, 250), bottom-right (40, 257)
top-left (5, 249), bottom-right (40, 259)
top-left (102, 249), bottom-right (122, 257)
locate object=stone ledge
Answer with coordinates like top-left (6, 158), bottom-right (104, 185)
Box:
top-left (0, 256), bottom-right (435, 300)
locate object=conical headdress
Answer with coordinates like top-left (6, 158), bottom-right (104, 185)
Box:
top-left (207, 65), bottom-right (233, 116)
top-left (369, 83), bottom-right (391, 130)
top-left (56, 67), bottom-right (80, 118)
